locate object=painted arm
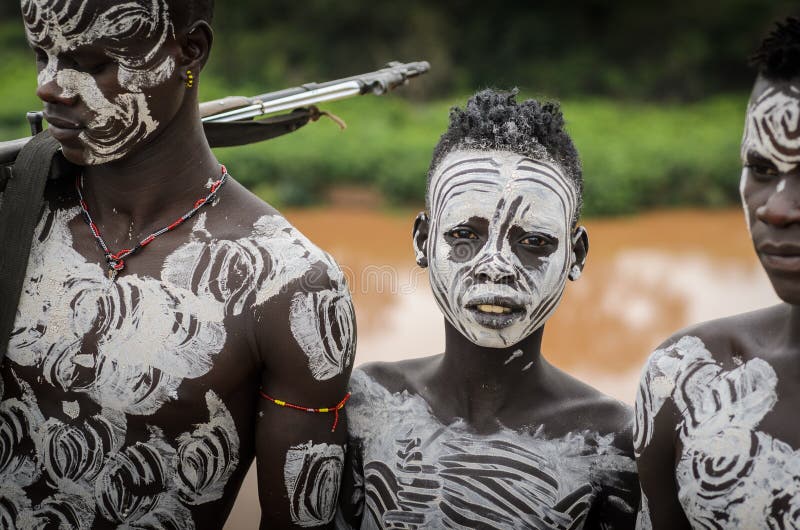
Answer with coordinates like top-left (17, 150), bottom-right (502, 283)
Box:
top-left (633, 343), bottom-right (692, 530)
top-left (254, 260), bottom-right (356, 529)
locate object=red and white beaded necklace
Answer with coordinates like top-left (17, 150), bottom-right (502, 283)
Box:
top-left (76, 165), bottom-right (229, 281)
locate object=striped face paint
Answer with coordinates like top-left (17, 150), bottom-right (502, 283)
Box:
top-left (21, 0), bottom-right (175, 165)
top-left (427, 149), bottom-right (579, 348)
top-left (741, 84), bottom-right (800, 175)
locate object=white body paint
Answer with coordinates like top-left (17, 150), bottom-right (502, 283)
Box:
top-left (634, 336), bottom-right (799, 528)
top-left (503, 348), bottom-right (523, 364)
top-left (22, 0), bottom-right (176, 164)
top-left (285, 441), bottom-right (346, 528)
top-left (3, 205), bottom-right (334, 527)
top-left (290, 280), bottom-right (356, 381)
top-left (341, 369), bottom-right (636, 530)
top-left (427, 149), bottom-right (580, 348)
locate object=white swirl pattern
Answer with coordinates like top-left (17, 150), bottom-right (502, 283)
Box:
top-left (635, 336), bottom-right (800, 529)
top-left (2, 207), bottom-right (328, 527)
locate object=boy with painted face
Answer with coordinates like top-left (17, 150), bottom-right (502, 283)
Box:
top-left (635, 19), bottom-right (800, 529)
top-left (337, 90), bottom-right (639, 529)
top-left (1, 1), bottom-right (354, 528)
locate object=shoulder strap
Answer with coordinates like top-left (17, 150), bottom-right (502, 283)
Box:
top-left (0, 130), bottom-right (61, 361)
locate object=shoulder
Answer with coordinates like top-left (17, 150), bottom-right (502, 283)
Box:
top-left (355, 356), bottom-right (441, 395)
top-left (545, 365), bottom-right (634, 446)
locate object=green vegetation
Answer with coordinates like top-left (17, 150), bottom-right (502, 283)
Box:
top-left (0, 15), bottom-right (751, 215)
top-left (211, 93), bottom-right (747, 215)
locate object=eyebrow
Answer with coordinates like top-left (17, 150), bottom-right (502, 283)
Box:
top-left (743, 151), bottom-right (778, 167)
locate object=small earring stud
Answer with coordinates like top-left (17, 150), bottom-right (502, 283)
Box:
top-left (186, 70), bottom-right (194, 88)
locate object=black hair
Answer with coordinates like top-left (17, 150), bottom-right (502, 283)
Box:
top-left (427, 89), bottom-right (583, 219)
top-left (169, 0), bottom-right (214, 30)
top-left (751, 17), bottom-right (800, 81)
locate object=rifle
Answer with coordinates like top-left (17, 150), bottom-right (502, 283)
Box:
top-left (0, 60), bottom-right (430, 185)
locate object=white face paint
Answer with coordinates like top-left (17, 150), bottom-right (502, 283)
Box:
top-left (284, 441), bottom-right (345, 528)
top-left (635, 336), bottom-right (800, 528)
top-left (21, 0), bottom-right (176, 164)
top-left (741, 84), bottom-right (800, 175)
top-left (345, 369), bottom-right (637, 528)
top-left (426, 149), bottom-right (579, 348)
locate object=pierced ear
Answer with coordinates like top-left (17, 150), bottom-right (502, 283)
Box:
top-left (568, 226), bottom-right (589, 281)
top-left (412, 212), bottom-right (430, 268)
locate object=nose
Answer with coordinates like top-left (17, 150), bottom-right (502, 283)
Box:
top-left (755, 178), bottom-right (800, 228)
top-left (35, 60), bottom-right (78, 106)
top-left (473, 252), bottom-right (517, 284)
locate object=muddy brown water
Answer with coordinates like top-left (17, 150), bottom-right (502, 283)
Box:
top-left (224, 207), bottom-right (779, 529)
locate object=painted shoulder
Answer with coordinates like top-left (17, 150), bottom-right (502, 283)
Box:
top-left (633, 310), bottom-right (782, 455)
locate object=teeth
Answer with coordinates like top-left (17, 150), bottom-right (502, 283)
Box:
top-left (476, 304), bottom-right (512, 314)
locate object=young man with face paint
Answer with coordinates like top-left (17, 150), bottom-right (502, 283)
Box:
top-left (336, 90), bottom-right (639, 529)
top-left (1, 1), bottom-right (355, 528)
top-left (635, 19), bottom-right (800, 529)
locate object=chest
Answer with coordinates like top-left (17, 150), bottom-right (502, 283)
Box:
top-left (357, 419), bottom-right (604, 530)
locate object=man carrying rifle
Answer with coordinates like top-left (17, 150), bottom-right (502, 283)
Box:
top-left (0, 1), bottom-right (355, 528)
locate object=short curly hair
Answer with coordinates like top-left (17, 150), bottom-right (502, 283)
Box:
top-left (169, 0), bottom-right (214, 30)
top-left (427, 89), bottom-right (583, 219)
top-left (751, 17), bottom-right (800, 80)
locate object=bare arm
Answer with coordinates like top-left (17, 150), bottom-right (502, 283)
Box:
top-left (254, 260), bottom-right (356, 529)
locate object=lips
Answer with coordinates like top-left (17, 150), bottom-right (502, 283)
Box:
top-left (464, 296), bottom-right (526, 329)
top-left (44, 113), bottom-right (84, 143)
top-left (758, 241), bottom-right (800, 273)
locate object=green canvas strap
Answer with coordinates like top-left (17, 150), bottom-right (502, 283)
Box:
top-left (0, 130), bottom-right (61, 361)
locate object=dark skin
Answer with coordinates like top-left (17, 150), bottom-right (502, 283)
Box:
top-left (636, 74), bottom-right (800, 528)
top-left (3, 1), bottom-right (352, 528)
top-left (338, 204), bottom-right (640, 529)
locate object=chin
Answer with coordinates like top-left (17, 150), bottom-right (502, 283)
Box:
top-left (766, 275), bottom-right (800, 306)
top-left (461, 320), bottom-right (531, 349)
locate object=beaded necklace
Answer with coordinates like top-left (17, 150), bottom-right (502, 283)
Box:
top-left (76, 165), bottom-right (229, 282)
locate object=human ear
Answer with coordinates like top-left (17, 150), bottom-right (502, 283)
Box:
top-left (178, 21), bottom-right (213, 76)
top-left (412, 212), bottom-right (430, 268)
top-left (568, 226), bottom-right (589, 281)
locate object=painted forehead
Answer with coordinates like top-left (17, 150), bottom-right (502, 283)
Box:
top-left (742, 83), bottom-right (800, 173)
top-left (22, 0), bottom-right (172, 52)
top-left (429, 149), bottom-right (578, 225)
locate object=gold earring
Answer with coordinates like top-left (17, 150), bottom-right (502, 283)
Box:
top-left (186, 70), bottom-right (194, 88)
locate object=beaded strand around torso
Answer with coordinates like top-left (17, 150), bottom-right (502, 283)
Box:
top-left (75, 165), bottom-right (229, 281)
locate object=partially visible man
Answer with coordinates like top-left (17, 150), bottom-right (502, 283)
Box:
top-left (0, 1), bottom-right (355, 528)
top-left (635, 17), bottom-right (800, 529)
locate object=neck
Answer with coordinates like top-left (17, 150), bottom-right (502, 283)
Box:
top-left (433, 321), bottom-right (551, 426)
top-left (787, 304), bottom-right (800, 347)
top-left (80, 98), bottom-right (219, 241)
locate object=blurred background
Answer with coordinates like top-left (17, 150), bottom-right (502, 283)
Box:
top-left (0, 1), bottom-right (795, 527)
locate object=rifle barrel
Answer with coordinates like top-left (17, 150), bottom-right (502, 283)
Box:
top-left (201, 60), bottom-right (430, 123)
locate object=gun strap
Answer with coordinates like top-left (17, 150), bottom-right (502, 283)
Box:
top-left (203, 107), bottom-right (318, 148)
top-left (0, 130), bottom-right (60, 362)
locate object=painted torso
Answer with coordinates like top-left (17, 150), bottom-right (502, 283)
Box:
top-left (635, 334), bottom-right (800, 529)
top-left (0, 191), bottom-right (344, 529)
top-left (342, 369), bottom-right (637, 530)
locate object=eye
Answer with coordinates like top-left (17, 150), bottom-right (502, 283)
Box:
top-left (446, 227), bottom-right (479, 240)
top-left (746, 163), bottom-right (780, 180)
top-left (519, 234), bottom-right (555, 248)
